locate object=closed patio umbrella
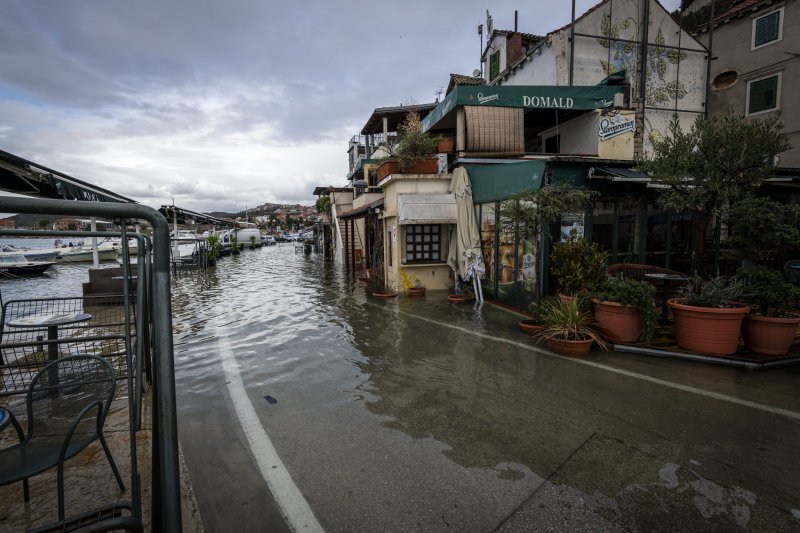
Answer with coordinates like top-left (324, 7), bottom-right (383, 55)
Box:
top-left (448, 167), bottom-right (485, 302)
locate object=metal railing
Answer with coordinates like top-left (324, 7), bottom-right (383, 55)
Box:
top-left (0, 197), bottom-right (180, 532)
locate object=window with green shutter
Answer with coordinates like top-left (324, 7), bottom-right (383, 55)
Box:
top-left (489, 51), bottom-right (500, 81)
top-left (748, 75), bottom-right (779, 114)
top-left (753, 10), bottom-right (780, 47)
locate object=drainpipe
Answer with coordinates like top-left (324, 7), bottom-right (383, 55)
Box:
top-left (704, 0), bottom-right (716, 118)
top-left (569, 0), bottom-right (576, 86)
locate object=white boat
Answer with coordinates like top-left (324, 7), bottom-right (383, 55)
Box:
top-left (97, 238), bottom-right (139, 256)
top-left (1, 245), bottom-right (61, 262)
top-left (0, 254), bottom-right (56, 275)
top-left (171, 230), bottom-right (201, 261)
top-left (58, 244), bottom-right (118, 262)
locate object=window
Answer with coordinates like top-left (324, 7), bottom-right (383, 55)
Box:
top-left (752, 9), bottom-right (782, 49)
top-left (747, 74), bottom-right (780, 115)
top-left (404, 225), bottom-right (441, 263)
top-left (489, 51), bottom-right (500, 81)
top-left (711, 70), bottom-right (738, 91)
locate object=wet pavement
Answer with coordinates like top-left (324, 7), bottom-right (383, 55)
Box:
top-left (170, 245), bottom-right (800, 532)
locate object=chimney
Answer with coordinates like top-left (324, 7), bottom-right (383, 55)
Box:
top-left (507, 33), bottom-right (523, 66)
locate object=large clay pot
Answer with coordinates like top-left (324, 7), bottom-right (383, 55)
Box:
top-left (518, 320), bottom-right (544, 336)
top-left (741, 314), bottom-right (800, 356)
top-left (546, 338), bottom-right (594, 356)
top-left (667, 299), bottom-right (750, 355)
top-left (593, 300), bottom-right (641, 343)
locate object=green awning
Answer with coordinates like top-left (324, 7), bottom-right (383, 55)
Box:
top-left (463, 161), bottom-right (546, 204)
top-left (423, 84), bottom-right (624, 132)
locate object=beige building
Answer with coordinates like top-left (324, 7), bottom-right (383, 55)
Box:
top-left (695, 0), bottom-right (800, 168)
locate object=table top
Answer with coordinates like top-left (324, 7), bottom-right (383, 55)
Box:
top-left (644, 273), bottom-right (690, 281)
top-left (7, 312), bottom-right (92, 328)
top-left (110, 275), bottom-right (137, 280)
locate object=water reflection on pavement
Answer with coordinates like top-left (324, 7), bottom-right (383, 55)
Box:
top-left (171, 245), bottom-right (800, 532)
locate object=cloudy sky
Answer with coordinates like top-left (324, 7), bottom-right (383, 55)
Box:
top-left (1, 0), bottom-right (679, 213)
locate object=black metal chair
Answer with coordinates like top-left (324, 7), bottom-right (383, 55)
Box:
top-left (0, 355), bottom-right (125, 521)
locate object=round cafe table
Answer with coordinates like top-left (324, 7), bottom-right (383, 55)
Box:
top-left (6, 312), bottom-right (92, 363)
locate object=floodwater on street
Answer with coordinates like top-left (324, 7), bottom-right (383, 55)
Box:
top-left (2, 240), bottom-right (799, 532)
top-left (170, 244), bottom-right (800, 532)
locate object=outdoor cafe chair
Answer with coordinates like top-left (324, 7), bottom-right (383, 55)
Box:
top-left (0, 354), bottom-right (125, 521)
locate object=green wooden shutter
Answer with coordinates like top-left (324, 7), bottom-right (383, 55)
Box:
top-left (749, 76), bottom-right (778, 114)
top-left (754, 11), bottom-right (780, 46)
top-left (489, 51), bottom-right (500, 81)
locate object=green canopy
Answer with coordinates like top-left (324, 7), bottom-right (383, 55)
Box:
top-left (463, 160), bottom-right (546, 204)
top-left (423, 84), bottom-right (624, 132)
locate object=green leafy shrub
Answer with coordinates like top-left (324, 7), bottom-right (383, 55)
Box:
top-left (395, 109), bottom-right (440, 170)
top-left (550, 230), bottom-right (609, 296)
top-left (734, 266), bottom-right (800, 316)
top-left (207, 234), bottom-right (221, 260)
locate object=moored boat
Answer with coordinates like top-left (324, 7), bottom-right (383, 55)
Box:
top-left (58, 244), bottom-right (118, 262)
top-left (0, 254), bottom-right (56, 275)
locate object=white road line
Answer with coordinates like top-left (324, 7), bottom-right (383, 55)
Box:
top-left (400, 310), bottom-right (800, 423)
top-left (217, 331), bottom-right (324, 532)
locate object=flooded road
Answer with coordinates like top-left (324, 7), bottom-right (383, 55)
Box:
top-left (170, 245), bottom-right (800, 532)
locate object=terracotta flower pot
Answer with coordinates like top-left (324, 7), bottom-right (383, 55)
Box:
top-left (518, 319), bottom-right (544, 336)
top-left (402, 159), bottom-right (439, 174)
top-left (437, 138), bottom-right (455, 153)
top-left (448, 294), bottom-right (474, 302)
top-left (407, 287), bottom-right (426, 297)
top-left (593, 300), bottom-right (641, 343)
top-left (372, 291), bottom-right (398, 298)
top-left (741, 313), bottom-right (800, 356)
top-left (546, 338), bottom-right (594, 356)
top-left (667, 298), bottom-right (750, 355)
top-left (375, 160), bottom-right (400, 181)
top-left (558, 293), bottom-right (575, 306)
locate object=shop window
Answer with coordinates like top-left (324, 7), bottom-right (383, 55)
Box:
top-left (752, 9), bottom-right (782, 49)
top-left (747, 74), bottom-right (780, 115)
top-left (479, 204), bottom-right (497, 298)
top-left (404, 225), bottom-right (441, 263)
top-left (489, 50), bottom-right (500, 81)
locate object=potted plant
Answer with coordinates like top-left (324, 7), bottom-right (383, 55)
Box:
top-left (536, 297), bottom-right (608, 356)
top-left (398, 267), bottom-right (426, 297)
top-left (207, 234), bottom-right (221, 263)
top-left (448, 283), bottom-right (474, 302)
top-left (734, 266), bottom-right (800, 355)
top-left (591, 275), bottom-right (658, 343)
top-left (518, 302), bottom-right (543, 336)
top-left (437, 137), bottom-right (455, 153)
top-left (230, 235), bottom-right (240, 255)
top-left (374, 109), bottom-right (440, 181)
top-left (550, 229), bottom-right (609, 302)
top-left (667, 276), bottom-right (749, 355)
top-left (249, 235), bottom-right (257, 250)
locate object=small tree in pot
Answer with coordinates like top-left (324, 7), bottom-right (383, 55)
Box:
top-left (734, 266), bottom-right (800, 355)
